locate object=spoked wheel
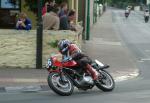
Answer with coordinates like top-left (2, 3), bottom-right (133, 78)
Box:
top-left (47, 72), bottom-right (74, 96)
top-left (96, 70), bottom-right (115, 91)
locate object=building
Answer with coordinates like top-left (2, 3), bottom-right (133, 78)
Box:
top-left (0, 0), bottom-right (21, 28)
top-left (0, 0), bottom-right (81, 29)
top-left (0, 0), bottom-right (101, 40)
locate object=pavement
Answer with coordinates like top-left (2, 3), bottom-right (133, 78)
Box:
top-left (0, 9), bottom-right (139, 93)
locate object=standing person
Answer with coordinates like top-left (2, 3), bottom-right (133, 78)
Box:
top-left (43, 5), bottom-right (60, 30)
top-left (16, 12), bottom-right (32, 30)
top-left (42, 0), bottom-right (55, 16)
top-left (58, 2), bottom-right (68, 17)
top-left (59, 10), bottom-right (77, 31)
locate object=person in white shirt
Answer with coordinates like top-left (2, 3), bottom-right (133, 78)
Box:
top-left (144, 9), bottom-right (149, 23)
top-left (144, 9), bottom-right (150, 17)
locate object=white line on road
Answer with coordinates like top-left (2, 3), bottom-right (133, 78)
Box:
top-left (115, 69), bottom-right (139, 82)
top-left (140, 58), bottom-right (150, 61)
top-left (145, 50), bottom-right (150, 52)
top-left (0, 78), bottom-right (47, 83)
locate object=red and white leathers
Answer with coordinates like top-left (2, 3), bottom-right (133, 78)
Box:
top-left (63, 43), bottom-right (99, 80)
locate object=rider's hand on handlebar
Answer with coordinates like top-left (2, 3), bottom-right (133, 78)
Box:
top-left (63, 56), bottom-right (72, 62)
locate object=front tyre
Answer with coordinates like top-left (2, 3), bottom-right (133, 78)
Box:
top-left (96, 70), bottom-right (115, 92)
top-left (47, 72), bottom-right (74, 96)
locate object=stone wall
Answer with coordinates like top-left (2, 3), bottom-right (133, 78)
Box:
top-left (0, 29), bottom-right (82, 68)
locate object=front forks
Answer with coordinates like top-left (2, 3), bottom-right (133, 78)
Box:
top-left (59, 69), bottom-right (68, 83)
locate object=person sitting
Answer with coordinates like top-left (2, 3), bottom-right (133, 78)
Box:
top-left (58, 2), bottom-right (68, 17)
top-left (43, 5), bottom-right (60, 30)
top-left (42, 0), bottom-right (55, 16)
top-left (59, 10), bottom-right (77, 31)
top-left (16, 12), bottom-right (32, 30)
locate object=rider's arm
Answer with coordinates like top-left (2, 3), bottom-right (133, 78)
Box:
top-left (62, 51), bottom-right (72, 61)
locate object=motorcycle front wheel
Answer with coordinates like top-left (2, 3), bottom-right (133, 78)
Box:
top-left (96, 70), bottom-right (115, 92)
top-left (47, 72), bottom-right (74, 96)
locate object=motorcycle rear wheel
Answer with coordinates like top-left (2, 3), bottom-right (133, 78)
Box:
top-left (47, 72), bottom-right (74, 96)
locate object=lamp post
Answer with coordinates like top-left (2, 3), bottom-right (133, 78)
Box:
top-left (86, 0), bottom-right (90, 40)
top-left (36, 0), bottom-right (43, 69)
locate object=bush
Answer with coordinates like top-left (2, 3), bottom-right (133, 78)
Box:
top-left (48, 40), bottom-right (59, 48)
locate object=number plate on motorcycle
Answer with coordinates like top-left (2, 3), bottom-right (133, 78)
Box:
top-left (47, 59), bottom-right (52, 68)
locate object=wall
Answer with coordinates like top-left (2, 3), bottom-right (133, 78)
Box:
top-left (0, 30), bottom-right (81, 69)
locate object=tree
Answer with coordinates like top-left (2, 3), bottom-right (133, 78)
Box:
top-left (108, 0), bottom-right (147, 8)
top-left (97, 0), bottom-right (106, 4)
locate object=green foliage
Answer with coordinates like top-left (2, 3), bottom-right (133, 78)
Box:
top-left (109, 0), bottom-right (147, 8)
top-left (97, 0), bottom-right (106, 4)
top-left (22, 0), bottom-right (37, 29)
top-left (47, 40), bottom-right (59, 48)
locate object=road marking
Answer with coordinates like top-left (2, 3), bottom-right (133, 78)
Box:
top-left (145, 50), bottom-right (150, 52)
top-left (138, 60), bottom-right (144, 63)
top-left (95, 41), bottom-right (121, 46)
top-left (88, 38), bottom-right (122, 46)
top-left (0, 78), bottom-right (47, 83)
top-left (5, 86), bottom-right (42, 92)
top-left (140, 58), bottom-right (150, 61)
top-left (114, 69), bottom-right (139, 82)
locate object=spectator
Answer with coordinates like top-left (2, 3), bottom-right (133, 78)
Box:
top-left (42, 0), bottom-right (55, 16)
top-left (144, 9), bottom-right (149, 17)
top-left (60, 10), bottom-right (76, 31)
top-left (43, 5), bottom-right (60, 30)
top-left (16, 12), bottom-right (32, 30)
top-left (59, 2), bottom-right (68, 17)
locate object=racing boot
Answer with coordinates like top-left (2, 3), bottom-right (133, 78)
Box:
top-left (86, 64), bottom-right (100, 81)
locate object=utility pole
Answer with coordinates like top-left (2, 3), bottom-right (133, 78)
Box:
top-left (86, 0), bottom-right (90, 40)
top-left (36, 0), bottom-right (43, 69)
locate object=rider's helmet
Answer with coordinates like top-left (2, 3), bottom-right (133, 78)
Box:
top-left (58, 39), bottom-right (71, 54)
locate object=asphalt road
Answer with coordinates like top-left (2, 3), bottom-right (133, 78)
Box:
top-left (1, 9), bottom-right (150, 103)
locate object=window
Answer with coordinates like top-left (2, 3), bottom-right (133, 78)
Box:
top-left (0, 0), bottom-right (20, 9)
top-left (0, 0), bottom-right (21, 28)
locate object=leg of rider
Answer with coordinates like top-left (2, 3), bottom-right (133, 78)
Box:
top-left (85, 64), bottom-right (99, 80)
top-left (80, 57), bottom-right (99, 80)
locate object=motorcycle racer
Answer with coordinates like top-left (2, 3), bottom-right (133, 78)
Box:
top-left (57, 39), bottom-right (100, 81)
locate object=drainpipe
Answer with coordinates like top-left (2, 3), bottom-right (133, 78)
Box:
top-left (86, 0), bottom-right (90, 40)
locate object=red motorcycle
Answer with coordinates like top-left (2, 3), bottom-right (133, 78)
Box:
top-left (46, 54), bottom-right (115, 96)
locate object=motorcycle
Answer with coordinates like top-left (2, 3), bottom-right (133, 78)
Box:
top-left (46, 54), bottom-right (115, 96)
top-left (125, 12), bottom-right (129, 19)
top-left (144, 16), bottom-right (149, 23)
